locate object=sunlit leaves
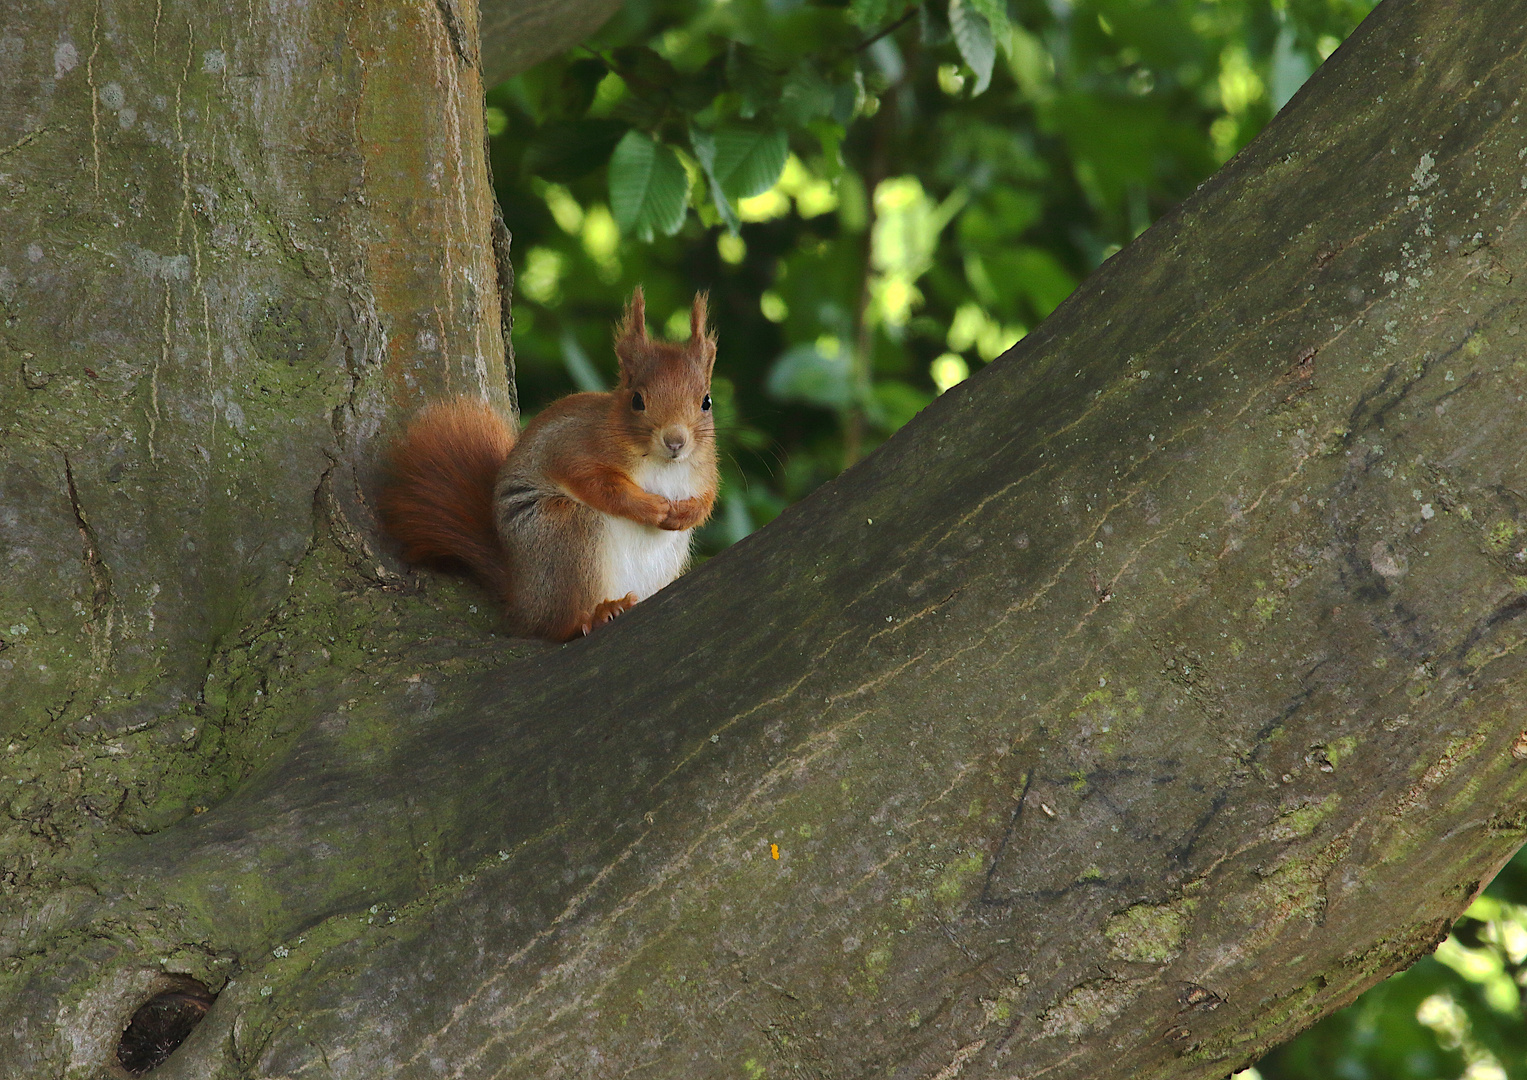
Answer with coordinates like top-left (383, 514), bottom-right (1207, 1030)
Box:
top-left (519, 248), bottom-right (565, 306)
top-left (870, 177), bottom-right (965, 326)
top-left (689, 127), bottom-right (740, 233)
top-left (717, 126), bottom-right (790, 198)
top-left (929, 352), bottom-right (969, 392)
top-left (946, 302), bottom-right (1023, 361)
top-left (608, 131), bottom-right (688, 241)
top-left (493, 0), bottom-right (1383, 552)
top-left (692, 123), bottom-right (790, 233)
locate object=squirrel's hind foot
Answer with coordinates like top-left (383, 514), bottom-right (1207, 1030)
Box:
top-left (578, 592), bottom-right (640, 637)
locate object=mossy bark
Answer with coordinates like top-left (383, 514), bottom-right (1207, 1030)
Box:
top-left (4, 0), bottom-right (1527, 1078)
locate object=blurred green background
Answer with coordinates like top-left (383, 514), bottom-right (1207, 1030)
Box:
top-left (486, 2), bottom-right (1527, 1074)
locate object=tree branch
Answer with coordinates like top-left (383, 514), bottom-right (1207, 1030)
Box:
top-left (478, 0), bottom-right (625, 85)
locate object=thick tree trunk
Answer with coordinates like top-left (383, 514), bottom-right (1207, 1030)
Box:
top-left (4, 0), bottom-right (1527, 1078)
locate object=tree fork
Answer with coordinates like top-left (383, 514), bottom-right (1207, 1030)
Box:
top-left (3, 0), bottom-right (1527, 1078)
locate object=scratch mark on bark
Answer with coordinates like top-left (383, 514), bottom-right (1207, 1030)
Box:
top-left (929, 1039), bottom-right (987, 1080)
top-left (828, 645), bottom-right (936, 706)
top-left (174, 28), bottom-right (216, 446)
top-left (87, 1), bottom-right (100, 194)
top-left (64, 455), bottom-right (115, 669)
top-left (980, 771), bottom-right (1033, 905)
top-left (0, 126), bottom-right (56, 160)
top-left (151, 278), bottom-right (168, 462)
top-left (865, 586), bottom-right (965, 646)
top-left (1389, 733), bottom-right (1486, 820)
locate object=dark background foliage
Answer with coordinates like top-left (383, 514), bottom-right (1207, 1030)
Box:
top-left (486, 3), bottom-right (1527, 1075)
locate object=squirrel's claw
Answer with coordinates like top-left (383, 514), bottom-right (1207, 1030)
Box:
top-left (582, 592), bottom-right (639, 635)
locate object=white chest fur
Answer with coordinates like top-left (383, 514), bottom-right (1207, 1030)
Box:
top-left (598, 458), bottom-right (699, 602)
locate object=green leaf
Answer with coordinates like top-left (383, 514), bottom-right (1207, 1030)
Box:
top-left (966, 0), bottom-right (1011, 42)
top-left (949, 0), bottom-right (995, 95)
top-left (1008, 247), bottom-right (1077, 317)
top-left (689, 127), bottom-right (742, 234)
top-left (832, 71), bottom-right (866, 127)
top-left (808, 120), bottom-right (846, 179)
top-left (848, 0), bottom-right (895, 31)
top-left (608, 131), bottom-right (689, 242)
top-left (726, 45), bottom-right (781, 120)
top-left (780, 64), bottom-right (836, 127)
top-left (710, 124), bottom-right (789, 200)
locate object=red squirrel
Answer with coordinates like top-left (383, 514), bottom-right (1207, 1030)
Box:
top-left (378, 287), bottom-right (719, 641)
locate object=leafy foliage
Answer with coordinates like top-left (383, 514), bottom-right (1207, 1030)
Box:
top-left (608, 130), bottom-right (690, 239)
top-left (490, 0), bottom-right (1381, 553)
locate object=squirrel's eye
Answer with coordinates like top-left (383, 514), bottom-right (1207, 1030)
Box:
top-left (631, 391), bottom-right (645, 411)
top-left (701, 393), bottom-right (712, 412)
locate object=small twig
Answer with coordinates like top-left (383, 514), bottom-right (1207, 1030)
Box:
top-left (853, 5), bottom-right (919, 54)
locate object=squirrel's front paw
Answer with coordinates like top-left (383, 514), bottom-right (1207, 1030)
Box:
top-left (580, 592), bottom-right (639, 635)
top-left (659, 497), bottom-right (707, 530)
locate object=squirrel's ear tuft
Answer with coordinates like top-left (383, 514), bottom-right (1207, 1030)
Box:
top-left (614, 287), bottom-right (652, 385)
top-left (688, 291), bottom-right (717, 374)
top-left (617, 286), bottom-right (648, 344)
top-left (689, 291), bottom-right (712, 344)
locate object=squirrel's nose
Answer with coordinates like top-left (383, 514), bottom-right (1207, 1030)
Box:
top-left (663, 431), bottom-right (688, 455)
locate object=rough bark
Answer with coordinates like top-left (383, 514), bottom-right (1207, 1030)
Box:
top-left (3, 0), bottom-right (1527, 1079)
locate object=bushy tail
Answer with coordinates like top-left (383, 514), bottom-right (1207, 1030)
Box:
top-left (378, 397), bottom-right (516, 601)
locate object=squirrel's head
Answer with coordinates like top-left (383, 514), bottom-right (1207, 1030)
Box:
top-left (612, 286), bottom-right (716, 464)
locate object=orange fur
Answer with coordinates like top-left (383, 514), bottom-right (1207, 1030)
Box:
top-left (377, 398), bottom-right (516, 601)
top-left (379, 288), bottom-right (718, 642)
